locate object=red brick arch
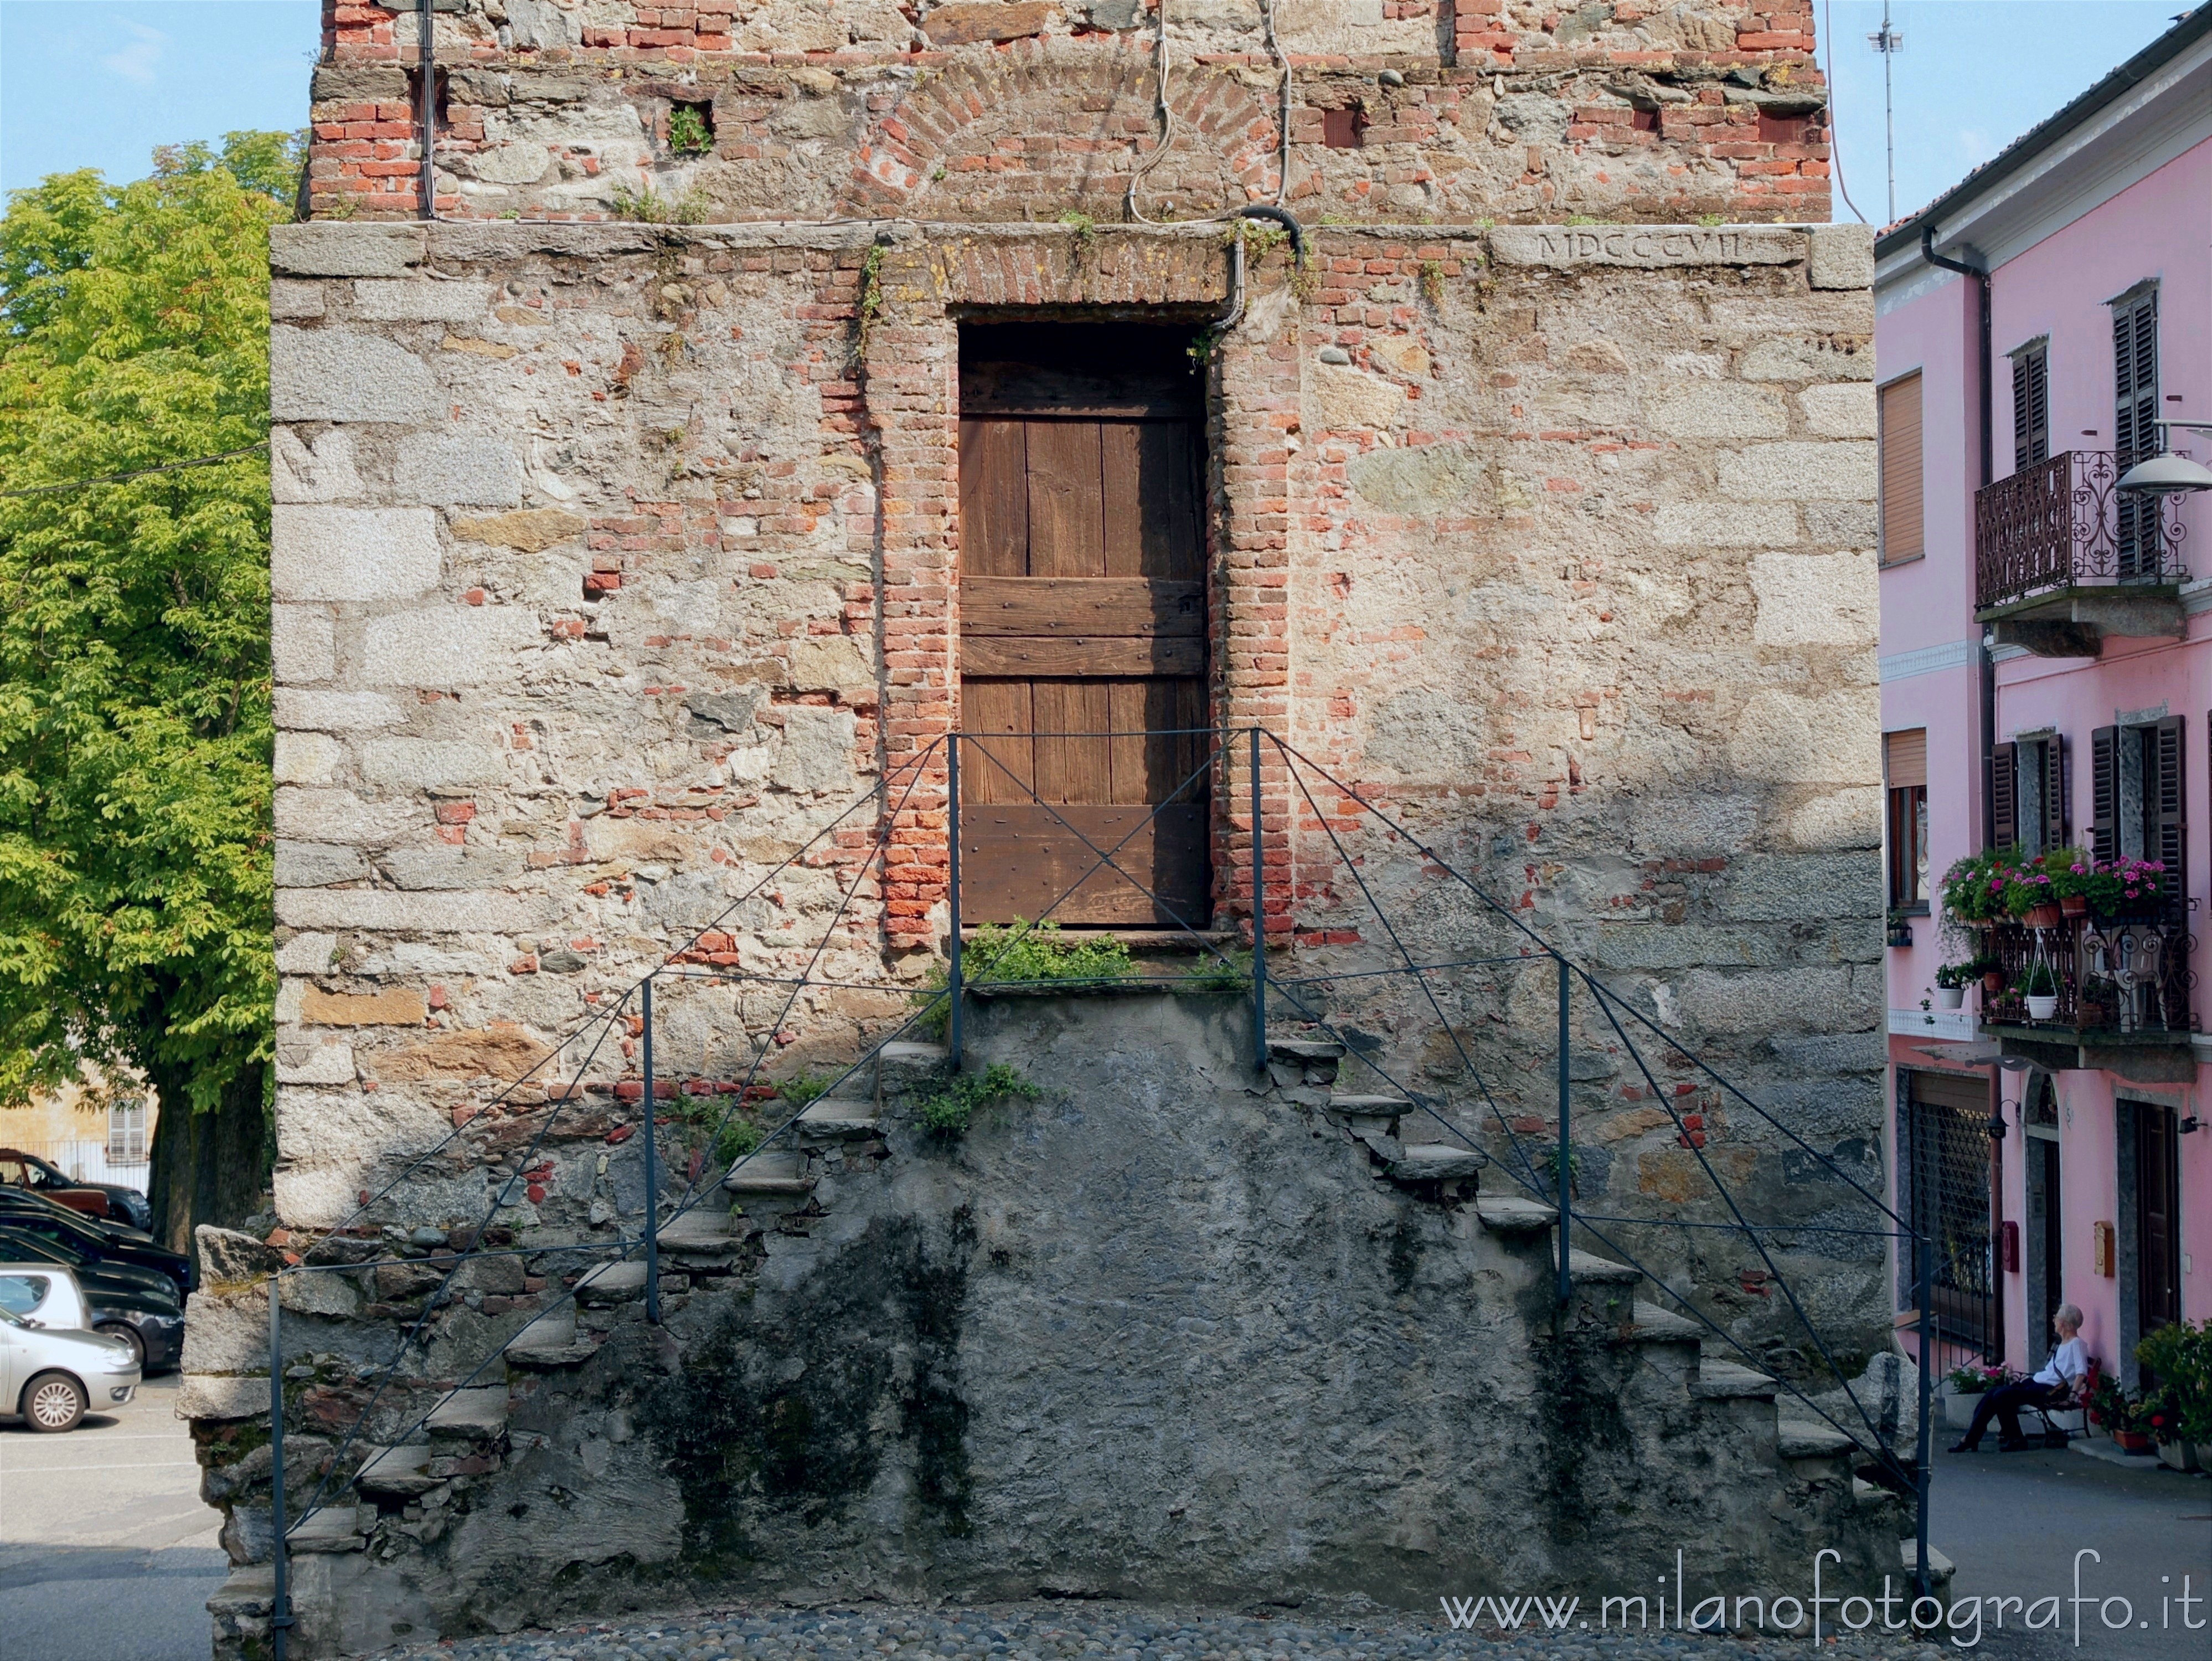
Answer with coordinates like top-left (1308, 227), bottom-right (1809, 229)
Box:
top-left (843, 42), bottom-right (1283, 217)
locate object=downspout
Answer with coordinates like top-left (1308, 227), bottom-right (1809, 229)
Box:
top-left (1922, 223), bottom-right (1994, 851)
top-left (418, 0), bottom-right (437, 220)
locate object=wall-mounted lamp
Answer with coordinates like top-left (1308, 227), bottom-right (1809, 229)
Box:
top-left (2117, 419), bottom-right (2212, 495)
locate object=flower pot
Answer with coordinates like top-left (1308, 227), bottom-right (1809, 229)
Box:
top-left (2113, 1429), bottom-right (2154, 1454)
top-left (2156, 1439), bottom-right (2200, 1472)
top-left (1983, 971), bottom-right (2008, 994)
top-left (2026, 994), bottom-right (2060, 1020)
top-left (1943, 1393), bottom-right (1982, 1429)
top-left (2060, 895), bottom-right (2089, 917)
top-left (1937, 986), bottom-right (1965, 1010)
top-left (2024, 902), bottom-right (2065, 929)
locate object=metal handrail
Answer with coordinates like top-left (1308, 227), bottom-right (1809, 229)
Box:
top-left (1974, 449), bottom-right (2190, 610)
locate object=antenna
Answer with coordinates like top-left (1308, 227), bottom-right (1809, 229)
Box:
top-left (1868, 2), bottom-right (1905, 222)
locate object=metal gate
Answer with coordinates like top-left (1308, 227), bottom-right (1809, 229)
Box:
top-left (1899, 1068), bottom-right (1998, 1376)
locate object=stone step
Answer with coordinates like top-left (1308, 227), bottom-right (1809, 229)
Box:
top-left (288, 1504), bottom-right (369, 1554)
top-left (425, 1385), bottom-right (509, 1440)
top-left (1901, 1540), bottom-right (1956, 1591)
top-left (208, 1563), bottom-right (275, 1618)
top-left (792, 1098), bottom-right (881, 1141)
top-left (877, 1041), bottom-right (950, 1097)
top-left (1328, 1093), bottom-right (1411, 1120)
top-left (1616, 1301), bottom-right (1703, 1344)
top-left (355, 1442), bottom-right (437, 1499)
top-left (506, 1308), bottom-right (599, 1369)
top-left (1384, 1143), bottom-right (1485, 1181)
top-left (1269, 1037), bottom-right (1346, 1061)
top-left (657, 1207), bottom-right (738, 1252)
top-left (1694, 1360), bottom-right (1780, 1401)
top-left (1777, 1418), bottom-right (1860, 1460)
top-left (576, 1259), bottom-right (648, 1303)
top-left (1567, 1248), bottom-right (1640, 1285)
top-left (1472, 1195), bottom-right (1558, 1232)
top-left (723, 1148), bottom-right (814, 1194)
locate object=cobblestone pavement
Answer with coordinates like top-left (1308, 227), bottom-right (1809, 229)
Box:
top-left (379, 1600), bottom-right (2000, 1661)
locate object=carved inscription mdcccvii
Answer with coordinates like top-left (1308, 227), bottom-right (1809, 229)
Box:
top-left (1488, 225), bottom-right (1804, 269)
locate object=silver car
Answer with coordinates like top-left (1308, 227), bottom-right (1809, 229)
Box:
top-left (0, 1263), bottom-right (143, 1432)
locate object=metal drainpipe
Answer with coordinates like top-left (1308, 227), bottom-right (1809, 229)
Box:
top-left (1922, 223), bottom-right (1994, 849)
top-left (417, 0), bottom-right (437, 220)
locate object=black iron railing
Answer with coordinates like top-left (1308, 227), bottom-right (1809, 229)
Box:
top-left (248, 729), bottom-right (1950, 1657)
top-left (1974, 449), bottom-right (2190, 611)
top-left (1976, 915), bottom-right (2194, 1032)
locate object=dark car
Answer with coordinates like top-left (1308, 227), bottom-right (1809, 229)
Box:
top-left (0, 1240), bottom-right (184, 1373)
top-left (0, 1197), bottom-right (193, 1298)
top-left (0, 1148), bottom-right (151, 1232)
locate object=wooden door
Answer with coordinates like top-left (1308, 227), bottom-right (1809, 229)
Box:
top-left (2134, 1100), bottom-right (2181, 1335)
top-left (957, 327), bottom-right (1210, 926)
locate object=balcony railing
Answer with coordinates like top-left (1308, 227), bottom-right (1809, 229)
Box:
top-left (1977, 913), bottom-right (2194, 1036)
top-left (1973, 450), bottom-right (2190, 613)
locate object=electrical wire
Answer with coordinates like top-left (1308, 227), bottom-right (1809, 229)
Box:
top-left (1823, 0), bottom-right (1869, 224)
top-left (1126, 0), bottom-right (1294, 224)
top-left (0, 443), bottom-right (270, 498)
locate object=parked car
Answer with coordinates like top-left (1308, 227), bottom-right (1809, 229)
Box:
top-left (0, 1262), bottom-right (181, 1375)
top-left (0, 1241), bottom-right (183, 1372)
top-left (0, 1184), bottom-right (158, 1245)
top-left (0, 1149), bottom-right (117, 1224)
top-left (0, 1287), bottom-right (141, 1432)
top-left (0, 1197), bottom-right (193, 1298)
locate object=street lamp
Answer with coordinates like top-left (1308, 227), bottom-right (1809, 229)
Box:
top-left (2117, 418), bottom-right (2212, 495)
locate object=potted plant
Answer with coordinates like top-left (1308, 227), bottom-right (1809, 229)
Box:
top-left (1932, 963), bottom-right (1973, 1009)
top-left (2077, 974), bottom-right (2119, 1028)
top-left (2086, 1372), bottom-right (2130, 1442)
top-left (2081, 857), bottom-right (2165, 924)
top-left (2019, 960), bottom-right (2061, 1021)
top-left (2045, 846), bottom-right (2095, 917)
top-left (1941, 849), bottom-right (2013, 927)
top-left (2008, 857), bottom-right (2065, 929)
top-left (1942, 1360), bottom-right (2012, 1428)
top-left (2136, 1318), bottom-right (2212, 1471)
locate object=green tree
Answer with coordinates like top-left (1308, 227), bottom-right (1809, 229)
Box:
top-left (0, 141), bottom-right (289, 1248)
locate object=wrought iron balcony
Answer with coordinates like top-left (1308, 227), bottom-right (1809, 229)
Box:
top-left (1976, 913), bottom-right (2196, 1082)
top-left (1973, 450), bottom-right (2191, 656)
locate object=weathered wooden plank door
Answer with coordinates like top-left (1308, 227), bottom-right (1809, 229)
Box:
top-left (957, 326), bottom-right (1211, 926)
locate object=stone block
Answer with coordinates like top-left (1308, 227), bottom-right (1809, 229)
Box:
top-left (1738, 335), bottom-right (1873, 382)
top-left (270, 281), bottom-right (325, 320)
top-left (274, 507), bottom-right (441, 603)
top-left (1802, 501), bottom-right (1878, 546)
top-left (361, 739), bottom-right (506, 789)
top-left (450, 507), bottom-right (588, 551)
top-left (1306, 364), bottom-right (1405, 433)
top-left (1489, 224), bottom-right (1801, 269)
top-left (1347, 444), bottom-right (1481, 513)
top-left (1808, 224), bottom-right (1875, 290)
top-left (275, 691), bottom-right (403, 731)
top-left (353, 281), bottom-right (496, 323)
top-left (275, 889), bottom-right (552, 933)
top-left (381, 846), bottom-right (527, 889)
top-left (274, 789), bottom-right (422, 846)
top-left (771, 706), bottom-right (860, 793)
top-left (1749, 552), bottom-right (1878, 645)
top-left (275, 732), bottom-right (342, 786)
top-left (301, 987), bottom-right (429, 1026)
top-left (1653, 502), bottom-right (1795, 547)
top-left (276, 841), bottom-right (370, 888)
top-left (1785, 788), bottom-right (1883, 851)
top-left (392, 434), bottom-right (524, 506)
top-left (372, 1022), bottom-right (551, 1083)
top-left (310, 64), bottom-right (410, 104)
top-left (1717, 855), bottom-right (1883, 923)
top-left (270, 225), bottom-right (426, 279)
top-left (786, 635), bottom-right (873, 693)
top-left (1645, 383), bottom-right (1787, 439)
top-left (361, 607), bottom-right (539, 686)
top-left (1726, 691), bottom-right (1879, 787)
top-left (177, 1375), bottom-right (267, 1421)
top-left (270, 328), bottom-right (439, 424)
top-left (182, 1289), bottom-right (269, 1375)
top-left (273, 606), bottom-right (336, 683)
top-left (1719, 442), bottom-right (1876, 501)
top-left (924, 2), bottom-right (1053, 44)
top-left (276, 1037), bottom-right (357, 1086)
top-left (469, 143), bottom-right (554, 186)
top-left (271, 429), bottom-right (365, 504)
top-left (1799, 383), bottom-right (1876, 438)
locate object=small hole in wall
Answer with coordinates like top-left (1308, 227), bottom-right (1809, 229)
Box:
top-left (404, 66), bottom-right (451, 129)
top-left (667, 101), bottom-right (715, 154)
top-left (1756, 112), bottom-right (1806, 144)
top-left (1630, 106), bottom-right (1658, 133)
top-left (1322, 107), bottom-right (1365, 150)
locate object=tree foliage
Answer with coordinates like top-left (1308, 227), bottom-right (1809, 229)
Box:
top-left (0, 142), bottom-right (288, 1222)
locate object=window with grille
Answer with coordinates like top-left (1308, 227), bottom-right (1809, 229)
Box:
top-left (1896, 1068), bottom-right (1998, 1362)
top-left (106, 1098), bottom-right (146, 1163)
top-left (2010, 338), bottom-right (2049, 473)
top-left (1884, 728), bottom-right (1928, 909)
top-left (2113, 287), bottom-right (2160, 575)
top-left (1878, 371), bottom-right (1924, 564)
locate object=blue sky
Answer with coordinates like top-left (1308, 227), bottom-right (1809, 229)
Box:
top-left (0, 0), bottom-right (2198, 214)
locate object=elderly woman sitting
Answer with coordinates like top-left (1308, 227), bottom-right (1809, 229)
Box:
top-left (1949, 1304), bottom-right (2089, 1453)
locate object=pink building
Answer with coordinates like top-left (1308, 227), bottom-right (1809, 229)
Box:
top-left (1876, 9), bottom-right (2212, 1396)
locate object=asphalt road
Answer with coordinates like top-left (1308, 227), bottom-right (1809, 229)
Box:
top-left (0, 1372), bottom-right (229, 1661)
top-left (1930, 1438), bottom-right (2212, 1659)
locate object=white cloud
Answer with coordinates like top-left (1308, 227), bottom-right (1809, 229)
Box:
top-left (101, 21), bottom-right (167, 86)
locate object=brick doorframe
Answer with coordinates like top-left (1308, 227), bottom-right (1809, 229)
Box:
top-left (860, 226), bottom-right (1300, 955)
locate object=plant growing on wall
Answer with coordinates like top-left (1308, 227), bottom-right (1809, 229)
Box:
top-left (917, 920), bottom-right (1132, 1035)
top-left (667, 104), bottom-right (713, 153)
top-left (915, 1062), bottom-right (1040, 1137)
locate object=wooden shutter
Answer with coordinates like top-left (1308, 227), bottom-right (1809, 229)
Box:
top-left (2090, 726), bottom-right (2118, 860)
top-left (2041, 735), bottom-right (2067, 851)
top-left (2115, 291), bottom-right (2161, 575)
top-left (1884, 728), bottom-right (1927, 789)
top-left (1879, 372), bottom-right (1925, 564)
top-left (2154, 715), bottom-right (2184, 923)
top-left (2012, 342), bottom-right (2049, 472)
top-left (1992, 742), bottom-right (2018, 850)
